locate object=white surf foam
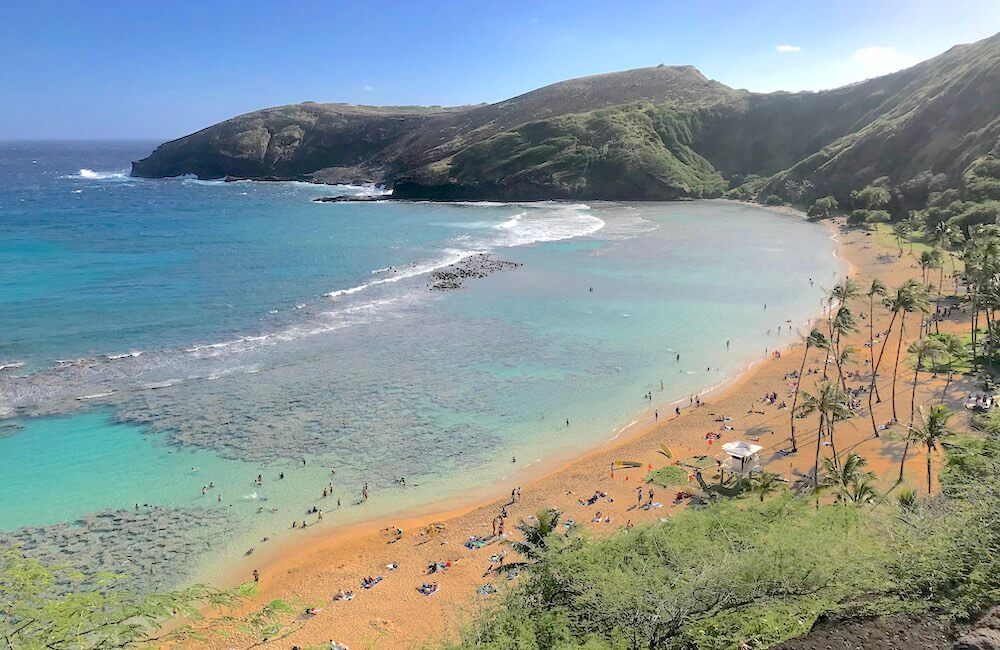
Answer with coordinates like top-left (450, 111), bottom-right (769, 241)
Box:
top-left (325, 249), bottom-right (482, 299)
top-left (71, 168), bottom-right (130, 180)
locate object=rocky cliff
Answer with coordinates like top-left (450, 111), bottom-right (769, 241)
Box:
top-left (132, 32), bottom-right (1000, 204)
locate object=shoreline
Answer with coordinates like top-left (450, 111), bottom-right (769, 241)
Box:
top-left (199, 203), bottom-right (877, 648)
top-left (207, 200), bottom-right (841, 588)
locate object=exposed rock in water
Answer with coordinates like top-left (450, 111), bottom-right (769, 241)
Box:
top-left (313, 194), bottom-right (390, 203)
top-left (429, 254), bottom-right (522, 291)
top-left (0, 507), bottom-right (237, 593)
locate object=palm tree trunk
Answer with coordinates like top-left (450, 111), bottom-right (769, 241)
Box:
top-left (868, 310), bottom-right (899, 437)
top-left (790, 343), bottom-right (810, 453)
top-left (814, 411), bottom-right (825, 488)
top-left (828, 418), bottom-right (839, 468)
top-left (870, 294), bottom-right (881, 402)
top-left (926, 444), bottom-right (933, 495)
top-left (941, 369), bottom-right (953, 405)
top-left (898, 437), bottom-right (911, 483)
top-left (936, 265), bottom-right (945, 334)
top-left (891, 314), bottom-right (907, 422)
top-left (909, 354), bottom-right (923, 438)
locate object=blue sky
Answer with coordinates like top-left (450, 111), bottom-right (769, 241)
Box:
top-left (2, 0), bottom-right (998, 139)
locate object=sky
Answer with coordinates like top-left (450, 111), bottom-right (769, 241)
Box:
top-left (1, 0), bottom-right (998, 140)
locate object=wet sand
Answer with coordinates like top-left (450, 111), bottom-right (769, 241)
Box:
top-left (194, 211), bottom-right (970, 649)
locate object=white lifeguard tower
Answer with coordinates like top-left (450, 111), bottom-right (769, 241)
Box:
top-left (721, 441), bottom-right (764, 476)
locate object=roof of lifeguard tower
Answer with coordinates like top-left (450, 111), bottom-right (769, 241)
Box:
top-left (722, 441), bottom-right (763, 458)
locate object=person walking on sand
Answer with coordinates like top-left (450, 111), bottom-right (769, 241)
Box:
top-left (252, 569), bottom-right (259, 583)
top-left (363, 483), bottom-right (369, 501)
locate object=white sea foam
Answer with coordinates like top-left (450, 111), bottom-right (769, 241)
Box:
top-left (76, 391), bottom-right (115, 400)
top-left (0, 362), bottom-right (25, 372)
top-left (72, 168), bottom-right (130, 180)
top-left (106, 351), bottom-right (142, 360)
top-left (325, 249), bottom-right (483, 299)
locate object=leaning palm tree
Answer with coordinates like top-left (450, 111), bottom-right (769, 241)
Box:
top-left (867, 278), bottom-right (888, 400)
top-left (829, 307), bottom-right (859, 384)
top-left (789, 328), bottom-right (829, 453)
top-left (934, 334), bottom-right (967, 404)
top-left (799, 380), bottom-right (851, 484)
top-left (836, 345), bottom-right (857, 392)
top-left (905, 405), bottom-right (954, 492)
top-left (907, 337), bottom-right (945, 428)
top-left (749, 471), bottom-right (784, 502)
top-left (890, 280), bottom-right (930, 422)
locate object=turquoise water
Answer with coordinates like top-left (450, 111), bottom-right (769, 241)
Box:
top-left (0, 142), bottom-right (842, 587)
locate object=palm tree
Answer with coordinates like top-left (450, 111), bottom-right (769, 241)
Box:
top-left (841, 477), bottom-right (880, 505)
top-left (933, 334), bottom-right (966, 404)
top-left (790, 328), bottom-right (828, 453)
top-left (890, 281), bottom-right (930, 422)
top-left (830, 308), bottom-right (858, 385)
top-left (497, 508), bottom-right (562, 573)
top-left (905, 405), bottom-right (954, 493)
top-left (799, 381), bottom-right (851, 484)
top-left (837, 345), bottom-right (857, 392)
top-left (749, 471), bottom-right (784, 502)
top-left (933, 222), bottom-right (964, 295)
top-left (822, 453), bottom-right (878, 505)
top-left (907, 338), bottom-right (945, 428)
top-left (867, 279), bottom-right (888, 400)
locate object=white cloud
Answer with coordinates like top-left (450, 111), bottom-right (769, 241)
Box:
top-left (776, 44), bottom-right (801, 53)
top-left (363, 85), bottom-right (374, 92)
top-left (850, 46), bottom-right (918, 78)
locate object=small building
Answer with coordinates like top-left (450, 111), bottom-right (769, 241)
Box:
top-left (721, 441), bottom-right (763, 476)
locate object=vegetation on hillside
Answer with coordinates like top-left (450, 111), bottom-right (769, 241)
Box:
top-left (429, 102), bottom-right (727, 200)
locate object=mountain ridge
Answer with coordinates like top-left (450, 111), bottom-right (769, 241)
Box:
top-left (131, 32), bottom-right (1000, 206)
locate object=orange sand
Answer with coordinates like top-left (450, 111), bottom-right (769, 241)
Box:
top-left (192, 211), bottom-right (973, 649)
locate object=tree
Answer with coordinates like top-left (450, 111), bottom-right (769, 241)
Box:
top-left (906, 405), bottom-right (954, 493)
top-left (851, 185), bottom-right (891, 210)
top-left (907, 338), bottom-right (945, 435)
top-left (867, 278), bottom-right (888, 401)
top-left (932, 333), bottom-right (967, 403)
top-left (810, 196), bottom-right (839, 218)
top-left (822, 453), bottom-right (878, 505)
top-left (790, 328), bottom-right (829, 453)
top-left (499, 509), bottom-right (564, 573)
top-left (890, 281), bottom-right (930, 423)
top-left (0, 547), bottom-right (248, 649)
top-left (799, 381), bottom-right (851, 485)
top-left (748, 471), bottom-right (784, 502)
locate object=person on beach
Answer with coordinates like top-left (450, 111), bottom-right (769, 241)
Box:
top-left (252, 569), bottom-right (259, 582)
top-left (675, 406), bottom-right (681, 416)
top-left (363, 483), bottom-right (369, 501)
top-left (566, 418), bottom-right (570, 427)
top-left (655, 410), bottom-right (658, 421)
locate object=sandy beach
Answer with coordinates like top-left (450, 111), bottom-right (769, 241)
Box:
top-left (196, 208), bottom-right (967, 649)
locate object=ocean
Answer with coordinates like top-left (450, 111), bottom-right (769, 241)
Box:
top-left (0, 141), bottom-right (842, 590)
